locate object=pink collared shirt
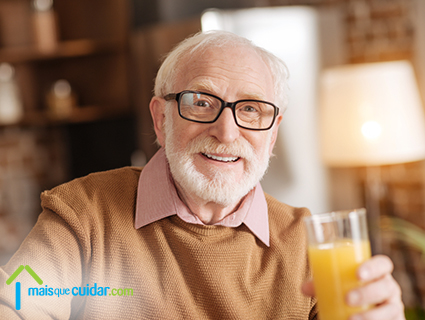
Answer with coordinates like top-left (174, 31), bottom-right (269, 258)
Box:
top-left (134, 148), bottom-right (270, 247)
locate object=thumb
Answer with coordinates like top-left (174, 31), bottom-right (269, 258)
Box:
top-left (301, 279), bottom-right (315, 297)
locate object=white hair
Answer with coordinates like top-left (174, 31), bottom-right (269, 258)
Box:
top-left (154, 30), bottom-right (290, 112)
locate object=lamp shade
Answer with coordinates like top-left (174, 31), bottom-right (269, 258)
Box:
top-left (320, 60), bottom-right (425, 167)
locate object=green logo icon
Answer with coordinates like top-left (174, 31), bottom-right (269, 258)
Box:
top-left (6, 265), bottom-right (43, 310)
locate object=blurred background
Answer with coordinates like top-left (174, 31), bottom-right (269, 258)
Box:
top-left (1, 0), bottom-right (425, 317)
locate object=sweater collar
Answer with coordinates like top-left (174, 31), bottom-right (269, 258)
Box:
top-left (135, 148), bottom-right (270, 247)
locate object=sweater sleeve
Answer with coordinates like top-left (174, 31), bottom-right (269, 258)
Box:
top-left (0, 167), bottom-right (140, 320)
top-left (309, 301), bottom-right (319, 320)
top-left (0, 196), bottom-right (91, 319)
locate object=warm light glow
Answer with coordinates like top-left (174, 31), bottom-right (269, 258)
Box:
top-left (320, 60), bottom-right (425, 166)
top-left (361, 121), bottom-right (382, 140)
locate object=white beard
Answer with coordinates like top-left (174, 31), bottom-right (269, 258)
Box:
top-left (163, 111), bottom-right (272, 207)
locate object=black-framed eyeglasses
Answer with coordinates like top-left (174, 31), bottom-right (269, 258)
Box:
top-left (164, 90), bottom-right (280, 131)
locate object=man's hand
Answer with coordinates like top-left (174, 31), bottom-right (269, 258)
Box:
top-left (302, 255), bottom-right (405, 320)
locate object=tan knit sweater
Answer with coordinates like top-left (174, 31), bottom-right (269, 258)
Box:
top-left (0, 167), bottom-right (317, 319)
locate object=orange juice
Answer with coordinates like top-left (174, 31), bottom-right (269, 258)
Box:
top-left (308, 239), bottom-right (371, 320)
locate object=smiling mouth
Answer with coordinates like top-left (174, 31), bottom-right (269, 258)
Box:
top-left (202, 153), bottom-right (240, 163)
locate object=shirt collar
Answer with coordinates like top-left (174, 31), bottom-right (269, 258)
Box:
top-left (135, 148), bottom-right (270, 247)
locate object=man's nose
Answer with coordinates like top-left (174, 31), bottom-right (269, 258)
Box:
top-left (208, 107), bottom-right (240, 144)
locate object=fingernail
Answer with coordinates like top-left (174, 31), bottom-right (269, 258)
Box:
top-left (358, 267), bottom-right (370, 281)
top-left (347, 291), bottom-right (361, 306)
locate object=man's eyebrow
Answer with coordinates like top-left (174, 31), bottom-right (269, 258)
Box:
top-left (189, 81), bottom-right (219, 94)
top-left (190, 81), bottom-right (267, 101)
top-left (241, 92), bottom-right (266, 101)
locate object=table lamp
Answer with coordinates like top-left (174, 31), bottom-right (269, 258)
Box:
top-left (319, 60), bottom-right (425, 253)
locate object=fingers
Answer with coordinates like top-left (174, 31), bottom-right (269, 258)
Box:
top-left (303, 255), bottom-right (405, 320)
top-left (348, 300), bottom-right (405, 320)
top-left (356, 255), bottom-right (394, 282)
top-left (346, 274), bottom-right (401, 306)
top-left (347, 255), bottom-right (405, 320)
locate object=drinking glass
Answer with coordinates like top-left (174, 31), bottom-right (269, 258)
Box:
top-left (304, 208), bottom-right (371, 320)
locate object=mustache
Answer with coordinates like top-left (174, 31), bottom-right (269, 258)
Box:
top-left (185, 135), bottom-right (255, 161)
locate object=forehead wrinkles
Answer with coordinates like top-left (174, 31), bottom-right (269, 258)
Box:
top-left (176, 48), bottom-right (274, 99)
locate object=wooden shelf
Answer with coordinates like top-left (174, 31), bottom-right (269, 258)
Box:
top-left (5, 105), bottom-right (133, 128)
top-left (0, 38), bottom-right (125, 64)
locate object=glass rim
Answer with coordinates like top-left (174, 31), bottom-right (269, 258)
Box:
top-left (304, 208), bottom-right (367, 224)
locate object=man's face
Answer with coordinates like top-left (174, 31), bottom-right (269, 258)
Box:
top-left (156, 46), bottom-right (282, 207)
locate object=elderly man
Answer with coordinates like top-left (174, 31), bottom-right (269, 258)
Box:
top-left (0, 31), bottom-right (403, 319)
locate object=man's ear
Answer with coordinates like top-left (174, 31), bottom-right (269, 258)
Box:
top-left (149, 96), bottom-right (167, 147)
top-left (269, 113), bottom-right (283, 156)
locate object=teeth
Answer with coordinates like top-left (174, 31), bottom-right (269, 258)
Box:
top-left (204, 153), bottom-right (239, 162)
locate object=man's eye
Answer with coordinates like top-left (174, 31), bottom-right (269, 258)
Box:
top-left (241, 105), bottom-right (258, 112)
top-left (194, 100), bottom-right (211, 108)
